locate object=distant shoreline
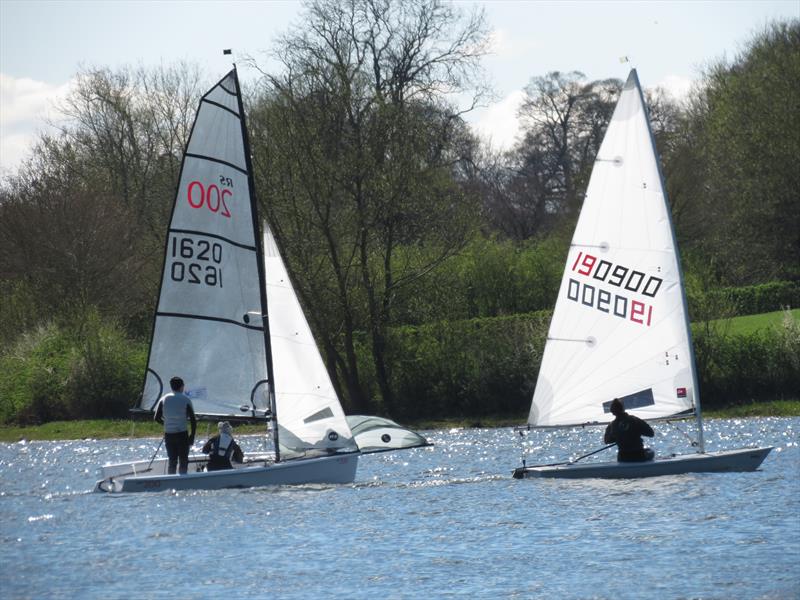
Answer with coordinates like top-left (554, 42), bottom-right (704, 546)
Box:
top-left (0, 400), bottom-right (797, 442)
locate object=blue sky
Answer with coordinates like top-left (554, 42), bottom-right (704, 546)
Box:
top-left (1, 0), bottom-right (798, 174)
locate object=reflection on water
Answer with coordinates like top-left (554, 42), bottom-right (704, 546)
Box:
top-left (0, 417), bottom-right (798, 598)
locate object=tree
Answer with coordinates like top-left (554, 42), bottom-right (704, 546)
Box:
top-left (0, 62), bottom-right (206, 336)
top-left (490, 72), bottom-right (621, 239)
top-left (670, 21), bottom-right (800, 284)
top-left (249, 0), bottom-right (489, 413)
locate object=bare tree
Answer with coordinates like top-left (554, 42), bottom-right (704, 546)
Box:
top-left (509, 72), bottom-right (620, 232)
top-left (249, 0), bottom-right (489, 413)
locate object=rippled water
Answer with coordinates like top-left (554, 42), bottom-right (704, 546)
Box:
top-left (1, 417), bottom-right (798, 599)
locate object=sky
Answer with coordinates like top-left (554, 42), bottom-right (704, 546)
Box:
top-left (1, 0), bottom-right (798, 175)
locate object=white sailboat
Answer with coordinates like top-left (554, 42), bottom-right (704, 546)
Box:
top-left (95, 68), bottom-right (360, 492)
top-left (513, 70), bottom-right (772, 479)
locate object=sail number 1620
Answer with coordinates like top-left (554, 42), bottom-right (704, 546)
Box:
top-left (170, 237), bottom-right (223, 288)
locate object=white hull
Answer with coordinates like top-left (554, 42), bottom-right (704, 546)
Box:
top-left (513, 447), bottom-right (772, 480)
top-left (94, 452), bottom-right (359, 493)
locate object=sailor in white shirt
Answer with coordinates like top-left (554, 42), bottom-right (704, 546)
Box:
top-left (154, 376), bottom-right (197, 474)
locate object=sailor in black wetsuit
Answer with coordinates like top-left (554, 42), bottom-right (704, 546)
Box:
top-left (202, 421), bottom-right (244, 471)
top-left (603, 398), bottom-right (655, 462)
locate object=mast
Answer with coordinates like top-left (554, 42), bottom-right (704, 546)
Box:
top-left (631, 69), bottom-right (705, 453)
top-left (232, 64), bottom-right (282, 462)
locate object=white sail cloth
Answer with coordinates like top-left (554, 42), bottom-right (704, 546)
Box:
top-left (263, 225), bottom-right (357, 458)
top-left (529, 70), bottom-right (695, 427)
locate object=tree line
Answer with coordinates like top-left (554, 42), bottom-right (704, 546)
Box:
top-left (0, 0), bottom-right (798, 423)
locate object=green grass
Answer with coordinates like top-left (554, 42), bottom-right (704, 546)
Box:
top-left (0, 419), bottom-right (273, 442)
top-left (703, 399), bottom-right (800, 419)
top-left (702, 308), bottom-right (799, 336)
top-left (3, 400), bottom-right (797, 441)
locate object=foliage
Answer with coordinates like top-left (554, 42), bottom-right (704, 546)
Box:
top-left (0, 280), bottom-right (40, 348)
top-left (670, 21), bottom-right (800, 285)
top-left (693, 310), bottom-right (800, 408)
top-left (710, 281), bottom-right (800, 316)
top-left (0, 311), bottom-right (146, 424)
top-left (374, 312), bottom-right (550, 420)
top-left (389, 233), bottom-right (567, 324)
top-left (1, 17), bottom-right (798, 425)
top-left (249, 0), bottom-right (490, 411)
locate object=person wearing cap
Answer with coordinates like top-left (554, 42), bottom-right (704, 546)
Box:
top-left (202, 421), bottom-right (244, 471)
top-left (603, 398), bottom-right (655, 462)
top-left (154, 376), bottom-right (197, 474)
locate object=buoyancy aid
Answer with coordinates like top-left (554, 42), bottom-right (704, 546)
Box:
top-left (207, 434), bottom-right (235, 471)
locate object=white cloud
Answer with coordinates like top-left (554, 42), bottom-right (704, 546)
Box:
top-left (0, 74), bottom-right (72, 175)
top-left (653, 74), bottom-right (695, 102)
top-left (469, 89), bottom-right (526, 152)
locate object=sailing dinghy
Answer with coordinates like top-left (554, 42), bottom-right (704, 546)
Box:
top-left (513, 70), bottom-right (771, 480)
top-left (95, 68), bottom-right (360, 492)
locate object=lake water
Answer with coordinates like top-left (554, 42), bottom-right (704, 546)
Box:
top-left (1, 417), bottom-right (798, 599)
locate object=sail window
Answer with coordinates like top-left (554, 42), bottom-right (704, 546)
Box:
top-left (303, 407), bottom-right (334, 424)
top-left (602, 389), bottom-right (655, 413)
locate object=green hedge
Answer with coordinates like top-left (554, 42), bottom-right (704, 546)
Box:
top-left (693, 311), bottom-right (800, 407)
top-left (368, 309), bottom-right (799, 421)
top-left (375, 312), bottom-right (550, 420)
top-left (708, 280), bottom-right (800, 317)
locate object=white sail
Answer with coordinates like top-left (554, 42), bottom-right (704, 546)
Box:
top-left (529, 70), bottom-right (695, 427)
top-left (140, 71), bottom-right (270, 419)
top-left (262, 225), bottom-right (357, 458)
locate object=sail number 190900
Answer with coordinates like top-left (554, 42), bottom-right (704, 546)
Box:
top-left (169, 237), bottom-right (223, 288)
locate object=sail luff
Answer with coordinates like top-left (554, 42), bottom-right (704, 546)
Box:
top-left (231, 65), bottom-right (282, 462)
top-left (629, 69), bottom-right (704, 452)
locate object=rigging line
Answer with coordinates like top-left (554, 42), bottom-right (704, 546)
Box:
top-left (201, 97), bottom-right (241, 119)
top-left (169, 228), bottom-right (257, 251)
top-left (184, 152), bottom-right (248, 176)
top-left (156, 312), bottom-right (264, 331)
top-left (669, 419), bottom-right (699, 446)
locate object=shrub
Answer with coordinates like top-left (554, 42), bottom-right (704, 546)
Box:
top-left (0, 311), bottom-right (146, 424)
top-left (693, 309), bottom-right (800, 407)
top-left (378, 311), bottom-right (551, 420)
top-left (717, 280), bottom-right (800, 315)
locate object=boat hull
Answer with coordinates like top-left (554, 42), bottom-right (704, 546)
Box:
top-left (513, 447), bottom-right (772, 479)
top-left (94, 452), bottom-right (359, 493)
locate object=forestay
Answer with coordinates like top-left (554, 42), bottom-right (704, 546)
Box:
top-left (262, 225), bottom-right (357, 458)
top-left (529, 70), bottom-right (695, 428)
top-left (139, 71), bottom-right (270, 420)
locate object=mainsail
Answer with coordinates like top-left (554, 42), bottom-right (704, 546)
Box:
top-left (529, 70), bottom-right (696, 427)
top-left (262, 225), bottom-right (357, 458)
top-left (139, 70), bottom-right (270, 420)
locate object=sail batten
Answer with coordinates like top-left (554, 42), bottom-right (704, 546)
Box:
top-left (528, 69), bottom-right (695, 428)
top-left (167, 228), bottom-right (257, 250)
top-left (184, 153), bottom-right (248, 175)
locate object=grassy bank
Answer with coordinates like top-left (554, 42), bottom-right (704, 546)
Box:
top-left (1, 400), bottom-right (797, 442)
top-left (709, 308), bottom-right (800, 336)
